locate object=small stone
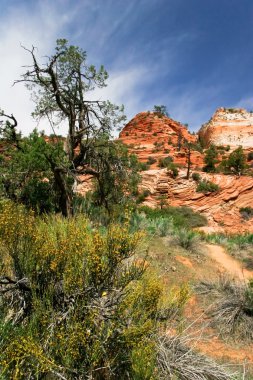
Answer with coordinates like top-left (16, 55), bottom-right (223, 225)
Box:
top-left (171, 266), bottom-right (176, 272)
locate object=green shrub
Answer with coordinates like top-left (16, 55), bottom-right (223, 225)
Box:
top-left (153, 105), bottom-right (169, 117)
top-left (147, 156), bottom-right (157, 165)
top-left (138, 206), bottom-right (207, 229)
top-left (153, 141), bottom-right (164, 151)
top-left (167, 162), bottom-right (179, 178)
top-left (240, 207), bottom-right (253, 220)
top-left (196, 180), bottom-right (220, 193)
top-left (190, 142), bottom-right (203, 153)
top-left (248, 152), bottom-right (253, 161)
top-left (136, 189), bottom-right (151, 204)
top-left (203, 145), bottom-right (218, 173)
top-left (157, 194), bottom-right (169, 209)
top-left (139, 162), bottom-right (150, 171)
top-left (223, 146), bottom-right (247, 175)
top-left (192, 172), bottom-right (201, 182)
top-left (0, 200), bottom-right (173, 379)
top-left (227, 108), bottom-right (238, 113)
top-left (158, 156), bottom-right (174, 168)
top-left (131, 213), bottom-right (174, 237)
top-left (173, 228), bottom-right (200, 252)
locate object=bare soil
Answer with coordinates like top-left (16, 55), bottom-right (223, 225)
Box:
top-left (206, 243), bottom-right (253, 281)
top-left (148, 237), bottom-right (253, 376)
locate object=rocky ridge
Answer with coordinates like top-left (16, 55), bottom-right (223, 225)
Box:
top-left (119, 111), bottom-right (204, 168)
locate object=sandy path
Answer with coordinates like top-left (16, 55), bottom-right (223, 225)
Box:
top-left (206, 243), bottom-right (253, 280)
top-left (180, 244), bottom-right (253, 366)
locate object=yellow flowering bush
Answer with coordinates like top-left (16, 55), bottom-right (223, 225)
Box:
top-left (0, 201), bottom-right (189, 379)
top-left (0, 336), bottom-right (57, 379)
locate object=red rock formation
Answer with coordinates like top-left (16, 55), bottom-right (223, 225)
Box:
top-left (119, 111), bottom-right (204, 168)
top-left (139, 168), bottom-right (253, 233)
top-left (198, 107), bottom-right (253, 149)
top-left (76, 110), bottom-right (253, 233)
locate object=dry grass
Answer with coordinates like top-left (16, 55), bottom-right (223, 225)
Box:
top-left (156, 333), bottom-right (236, 380)
top-left (196, 276), bottom-right (253, 341)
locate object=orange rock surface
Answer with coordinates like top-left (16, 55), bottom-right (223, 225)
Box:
top-left (119, 112), bottom-right (204, 168)
top-left (139, 168), bottom-right (253, 233)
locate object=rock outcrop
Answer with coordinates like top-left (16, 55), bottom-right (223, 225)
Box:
top-left (199, 108), bottom-right (253, 148)
top-left (76, 109), bottom-right (253, 233)
top-left (119, 112), bottom-right (204, 168)
top-left (139, 169), bottom-right (253, 233)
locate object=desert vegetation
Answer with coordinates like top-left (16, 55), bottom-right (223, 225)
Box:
top-left (0, 38), bottom-right (252, 379)
top-left (197, 276), bottom-right (253, 341)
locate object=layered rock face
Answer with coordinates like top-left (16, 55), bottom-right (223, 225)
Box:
top-left (119, 112), bottom-right (204, 168)
top-left (139, 169), bottom-right (253, 233)
top-left (199, 108), bottom-right (253, 148)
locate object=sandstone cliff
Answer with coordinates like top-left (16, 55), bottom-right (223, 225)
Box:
top-left (198, 107), bottom-right (253, 148)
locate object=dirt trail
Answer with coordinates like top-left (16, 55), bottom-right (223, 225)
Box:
top-left (206, 244), bottom-right (253, 280)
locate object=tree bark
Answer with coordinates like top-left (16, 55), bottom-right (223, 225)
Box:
top-left (53, 168), bottom-right (73, 217)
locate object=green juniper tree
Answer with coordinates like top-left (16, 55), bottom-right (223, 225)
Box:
top-left (153, 105), bottom-right (169, 117)
top-left (3, 39), bottom-right (138, 216)
top-left (203, 144), bottom-right (218, 172)
top-left (15, 39), bottom-right (127, 216)
top-left (225, 146), bottom-right (246, 175)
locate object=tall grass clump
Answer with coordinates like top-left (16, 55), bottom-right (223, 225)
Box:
top-left (173, 228), bottom-right (200, 253)
top-left (139, 206), bottom-right (207, 229)
top-left (203, 233), bottom-right (253, 249)
top-left (130, 212), bottom-right (174, 237)
top-left (203, 233), bottom-right (229, 246)
top-left (197, 276), bottom-right (253, 341)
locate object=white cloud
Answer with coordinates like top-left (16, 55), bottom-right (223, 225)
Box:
top-left (0, 1), bottom-right (151, 137)
top-left (236, 96), bottom-right (253, 111)
top-left (0, 1), bottom-right (80, 135)
top-left (0, 0), bottom-right (219, 138)
top-left (90, 66), bottom-right (149, 116)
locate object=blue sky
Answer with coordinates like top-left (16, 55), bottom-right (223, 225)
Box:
top-left (1, 0), bottom-right (253, 135)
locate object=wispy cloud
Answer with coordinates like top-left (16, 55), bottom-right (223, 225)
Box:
top-left (0, 0), bottom-right (80, 135)
top-left (0, 0), bottom-right (155, 136)
top-left (236, 96), bottom-right (253, 111)
top-left (90, 65), bottom-right (151, 130)
top-left (1, 0), bottom-right (248, 137)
